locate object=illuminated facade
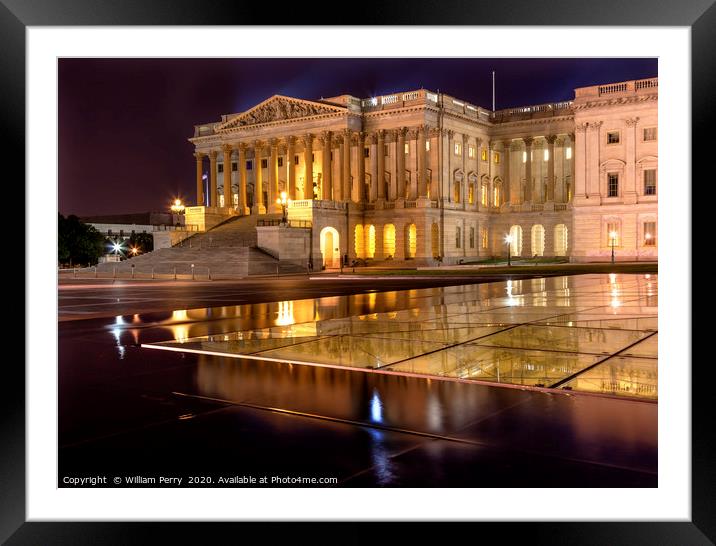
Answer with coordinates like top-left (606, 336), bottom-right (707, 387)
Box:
top-left (189, 77), bottom-right (657, 265)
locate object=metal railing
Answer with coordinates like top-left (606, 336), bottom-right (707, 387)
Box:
top-left (256, 219), bottom-right (313, 228)
top-left (60, 264), bottom-right (215, 281)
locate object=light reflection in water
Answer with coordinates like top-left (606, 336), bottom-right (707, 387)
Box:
top-left (370, 389), bottom-right (383, 423)
top-left (275, 300), bottom-right (294, 326)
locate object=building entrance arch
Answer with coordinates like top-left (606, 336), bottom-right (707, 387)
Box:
top-left (320, 226), bottom-right (340, 268)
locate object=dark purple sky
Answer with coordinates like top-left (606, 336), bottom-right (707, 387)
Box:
top-left (59, 58), bottom-right (657, 216)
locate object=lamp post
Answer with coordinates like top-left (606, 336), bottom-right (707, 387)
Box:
top-left (170, 199), bottom-right (185, 214)
top-left (276, 191), bottom-right (288, 224)
top-left (609, 230), bottom-right (617, 264)
top-left (505, 234), bottom-right (514, 267)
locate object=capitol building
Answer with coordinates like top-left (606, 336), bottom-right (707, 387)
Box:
top-left (187, 77), bottom-right (657, 267)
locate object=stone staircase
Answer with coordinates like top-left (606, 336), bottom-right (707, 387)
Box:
top-left (96, 214), bottom-right (307, 278)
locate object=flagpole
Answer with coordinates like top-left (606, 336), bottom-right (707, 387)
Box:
top-left (492, 71), bottom-right (495, 112)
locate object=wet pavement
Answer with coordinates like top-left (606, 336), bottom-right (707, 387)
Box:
top-left (59, 274), bottom-right (657, 487)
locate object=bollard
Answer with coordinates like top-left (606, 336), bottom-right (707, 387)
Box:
top-left (173, 267), bottom-right (176, 280)
top-left (276, 263), bottom-right (279, 277)
top-left (73, 268), bottom-right (77, 278)
top-left (207, 267), bottom-right (211, 281)
top-left (131, 265), bottom-right (135, 279)
top-left (113, 267), bottom-right (117, 278)
top-left (94, 266), bottom-right (97, 278)
top-left (151, 267), bottom-right (154, 279)
top-left (191, 264), bottom-right (195, 280)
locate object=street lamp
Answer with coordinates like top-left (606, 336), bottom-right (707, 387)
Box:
top-left (505, 234), bottom-right (514, 267)
top-left (276, 191), bottom-right (288, 224)
top-left (130, 246), bottom-right (138, 256)
top-left (170, 199), bottom-right (185, 213)
top-left (609, 230), bottom-right (617, 264)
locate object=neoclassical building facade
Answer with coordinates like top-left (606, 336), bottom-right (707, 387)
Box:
top-left (188, 77), bottom-right (657, 266)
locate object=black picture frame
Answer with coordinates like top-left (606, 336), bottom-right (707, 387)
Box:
top-left (6, 0), bottom-right (712, 543)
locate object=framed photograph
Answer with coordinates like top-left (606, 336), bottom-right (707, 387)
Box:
top-left (8, 0), bottom-right (712, 542)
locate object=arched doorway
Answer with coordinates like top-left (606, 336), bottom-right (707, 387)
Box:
top-left (554, 224), bottom-right (568, 256)
top-left (509, 225), bottom-right (523, 257)
top-left (365, 225), bottom-right (376, 258)
top-left (354, 224), bottom-right (365, 258)
top-left (405, 223), bottom-right (417, 258)
top-left (320, 227), bottom-right (340, 268)
top-left (383, 224), bottom-right (396, 258)
top-left (531, 224), bottom-right (545, 257)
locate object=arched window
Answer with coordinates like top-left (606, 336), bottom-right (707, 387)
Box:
top-left (365, 224), bottom-right (376, 258)
top-left (454, 181), bottom-right (462, 203)
top-left (354, 224), bottom-right (365, 258)
top-left (509, 225), bottom-right (523, 257)
top-left (383, 224), bottom-right (396, 258)
top-left (531, 225), bottom-right (545, 257)
top-left (405, 223), bottom-right (417, 258)
top-left (554, 224), bottom-right (568, 256)
top-left (431, 223), bottom-right (440, 258)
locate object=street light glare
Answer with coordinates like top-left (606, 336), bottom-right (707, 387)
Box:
top-left (505, 234), bottom-right (513, 243)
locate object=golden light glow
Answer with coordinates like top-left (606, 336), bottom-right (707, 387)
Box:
top-left (383, 224), bottom-right (396, 257)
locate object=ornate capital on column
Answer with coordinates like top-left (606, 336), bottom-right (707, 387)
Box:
top-left (269, 138), bottom-right (279, 149)
top-left (545, 135), bottom-right (558, 144)
top-left (588, 121), bottom-right (603, 131)
top-left (522, 136), bottom-right (534, 147)
top-left (285, 135), bottom-right (296, 147)
top-left (376, 129), bottom-right (385, 141)
top-left (194, 152), bottom-right (205, 161)
top-left (303, 133), bottom-right (314, 146)
top-left (365, 132), bottom-right (376, 145)
top-left (278, 144), bottom-right (287, 155)
top-left (237, 142), bottom-right (248, 152)
top-left (321, 130), bottom-right (332, 142)
top-left (625, 117), bottom-right (640, 127)
top-left (568, 132), bottom-right (576, 142)
top-left (575, 123), bottom-right (588, 134)
top-left (461, 133), bottom-right (469, 145)
top-left (500, 139), bottom-right (511, 150)
top-left (209, 150), bottom-right (218, 160)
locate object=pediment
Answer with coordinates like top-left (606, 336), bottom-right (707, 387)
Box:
top-left (218, 95), bottom-right (347, 131)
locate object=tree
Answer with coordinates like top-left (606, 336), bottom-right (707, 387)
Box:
top-left (58, 214), bottom-right (106, 267)
top-left (128, 232), bottom-right (154, 254)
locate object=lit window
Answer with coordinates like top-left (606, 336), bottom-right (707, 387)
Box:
top-left (468, 146), bottom-right (475, 158)
top-left (565, 147), bottom-right (572, 160)
top-left (607, 131), bottom-right (620, 144)
top-left (455, 227), bottom-right (461, 248)
top-left (493, 185), bottom-right (501, 207)
top-left (608, 173), bottom-right (619, 197)
top-left (425, 141), bottom-right (431, 151)
top-left (644, 169), bottom-right (656, 195)
top-left (404, 143), bottom-right (410, 155)
top-left (453, 181), bottom-right (461, 203)
top-left (481, 149), bottom-right (487, 162)
top-left (494, 152), bottom-right (500, 164)
top-left (522, 151), bottom-right (527, 163)
top-left (643, 127), bottom-right (657, 141)
top-left (481, 227), bottom-right (489, 249)
top-left (469, 227), bottom-right (475, 249)
top-left (643, 222), bottom-right (656, 246)
top-left (607, 223), bottom-right (620, 246)
top-left (480, 184), bottom-right (487, 206)
top-left (543, 149), bottom-right (549, 161)
top-left (468, 184), bottom-right (474, 204)
top-left (454, 143), bottom-right (462, 156)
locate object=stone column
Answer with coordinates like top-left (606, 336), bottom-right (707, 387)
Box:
top-left (624, 117), bottom-right (639, 204)
top-left (545, 135), bottom-right (557, 202)
top-left (194, 152), bottom-right (204, 206)
top-left (501, 140), bottom-right (511, 206)
top-left (237, 143), bottom-right (249, 215)
top-left (396, 127), bottom-right (406, 201)
top-left (417, 125), bottom-right (428, 198)
top-left (252, 141), bottom-right (266, 214)
top-left (587, 121), bottom-right (603, 201)
top-left (368, 133), bottom-right (377, 202)
top-left (268, 139), bottom-right (281, 213)
top-left (567, 133), bottom-right (575, 202)
top-left (304, 133), bottom-right (314, 199)
top-left (286, 136), bottom-right (296, 200)
top-left (376, 130), bottom-right (385, 200)
top-left (223, 145), bottom-right (233, 211)
top-left (321, 131), bottom-right (332, 200)
top-left (574, 124), bottom-right (588, 204)
top-left (523, 137), bottom-right (533, 203)
top-left (342, 130), bottom-right (351, 201)
top-left (356, 131), bottom-right (366, 202)
top-left (208, 150), bottom-right (218, 208)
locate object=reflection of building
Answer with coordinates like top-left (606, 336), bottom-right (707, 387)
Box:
top-left (189, 78), bottom-right (657, 264)
top-left (82, 211), bottom-right (186, 241)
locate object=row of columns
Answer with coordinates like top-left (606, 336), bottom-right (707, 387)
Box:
top-left (194, 126), bottom-right (433, 210)
top-left (511, 134), bottom-right (574, 205)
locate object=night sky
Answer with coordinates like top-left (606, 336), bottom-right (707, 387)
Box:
top-left (59, 58), bottom-right (657, 216)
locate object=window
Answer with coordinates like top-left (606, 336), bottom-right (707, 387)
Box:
top-left (494, 152), bottom-right (500, 164)
top-left (364, 147), bottom-right (370, 158)
top-left (453, 181), bottom-right (461, 203)
top-left (404, 143), bottom-right (410, 155)
top-left (493, 184), bottom-right (501, 207)
top-left (565, 146), bottom-right (572, 160)
top-left (469, 227), bottom-right (475, 249)
top-left (480, 184), bottom-right (487, 206)
top-left (543, 149), bottom-right (549, 161)
top-left (644, 169), bottom-right (656, 195)
top-left (468, 184), bottom-right (474, 204)
top-left (218, 164), bottom-right (224, 173)
top-left (608, 173), bottom-right (619, 197)
top-left (425, 141), bottom-right (431, 151)
top-left (455, 227), bottom-right (461, 248)
top-left (643, 222), bottom-right (656, 246)
top-left (246, 160), bottom-right (253, 171)
top-left (454, 142), bottom-right (462, 156)
top-left (261, 159), bottom-right (268, 169)
top-left (522, 151), bottom-right (527, 163)
top-left (294, 155), bottom-right (300, 164)
top-left (607, 131), bottom-right (620, 144)
top-left (232, 162), bottom-right (238, 172)
top-left (278, 157), bottom-right (284, 167)
top-left (607, 222), bottom-right (620, 246)
top-left (481, 227), bottom-right (489, 249)
top-left (481, 149), bottom-right (488, 162)
top-left (468, 146), bottom-right (475, 158)
top-left (643, 127), bottom-right (657, 141)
